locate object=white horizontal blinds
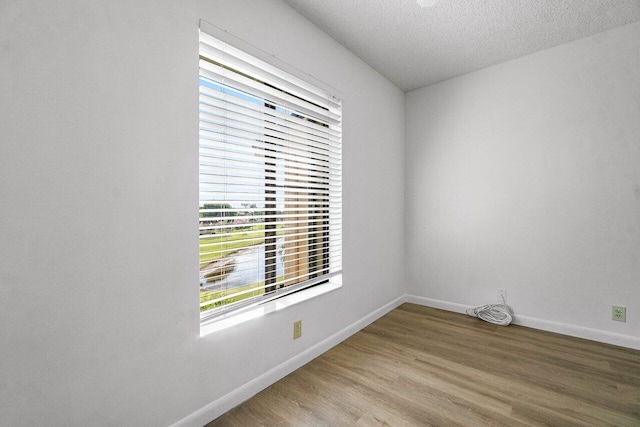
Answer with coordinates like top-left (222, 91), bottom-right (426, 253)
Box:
top-left (199, 29), bottom-right (342, 317)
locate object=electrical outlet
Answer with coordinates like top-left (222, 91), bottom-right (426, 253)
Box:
top-left (612, 306), bottom-right (626, 322)
top-left (497, 289), bottom-right (507, 304)
top-left (293, 320), bottom-right (302, 339)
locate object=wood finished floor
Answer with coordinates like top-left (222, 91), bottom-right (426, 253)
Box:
top-left (207, 304), bottom-right (640, 426)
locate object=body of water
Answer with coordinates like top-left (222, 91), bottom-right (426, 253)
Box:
top-left (202, 238), bottom-right (285, 291)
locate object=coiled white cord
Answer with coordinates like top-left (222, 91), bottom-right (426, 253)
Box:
top-left (466, 302), bottom-right (513, 326)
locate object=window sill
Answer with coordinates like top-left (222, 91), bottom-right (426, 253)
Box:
top-left (200, 274), bottom-right (342, 337)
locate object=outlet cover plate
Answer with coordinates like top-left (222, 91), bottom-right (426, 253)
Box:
top-left (293, 320), bottom-right (302, 339)
top-left (612, 306), bottom-right (626, 322)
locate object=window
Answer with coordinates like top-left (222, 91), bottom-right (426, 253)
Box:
top-left (198, 26), bottom-right (342, 321)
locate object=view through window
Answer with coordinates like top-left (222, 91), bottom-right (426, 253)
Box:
top-left (198, 29), bottom-right (342, 320)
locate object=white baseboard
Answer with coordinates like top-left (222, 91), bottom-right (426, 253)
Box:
top-left (404, 295), bottom-right (470, 314)
top-left (405, 294), bottom-right (640, 350)
top-left (512, 314), bottom-right (640, 350)
top-left (172, 295), bottom-right (406, 427)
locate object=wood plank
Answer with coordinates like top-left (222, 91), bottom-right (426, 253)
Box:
top-left (207, 304), bottom-right (640, 426)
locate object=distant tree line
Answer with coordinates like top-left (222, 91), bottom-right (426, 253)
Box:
top-left (200, 203), bottom-right (265, 223)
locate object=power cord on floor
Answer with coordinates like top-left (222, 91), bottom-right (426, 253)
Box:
top-left (466, 296), bottom-right (513, 326)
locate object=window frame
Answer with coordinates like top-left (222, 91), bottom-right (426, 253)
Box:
top-left (198, 21), bottom-right (343, 324)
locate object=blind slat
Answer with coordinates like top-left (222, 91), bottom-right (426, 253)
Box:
top-left (199, 89), bottom-right (342, 143)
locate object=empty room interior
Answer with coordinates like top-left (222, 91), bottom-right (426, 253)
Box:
top-left (2, 0), bottom-right (640, 426)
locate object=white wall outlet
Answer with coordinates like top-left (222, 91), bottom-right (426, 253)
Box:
top-left (612, 306), bottom-right (626, 322)
top-left (497, 289), bottom-right (507, 304)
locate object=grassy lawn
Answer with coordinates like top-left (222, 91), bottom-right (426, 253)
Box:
top-left (199, 223), bottom-right (285, 266)
top-left (200, 281), bottom-right (265, 311)
top-left (200, 275), bottom-right (286, 312)
top-left (199, 225), bottom-right (265, 265)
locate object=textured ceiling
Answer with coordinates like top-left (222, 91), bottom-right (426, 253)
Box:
top-left (282, 0), bottom-right (640, 92)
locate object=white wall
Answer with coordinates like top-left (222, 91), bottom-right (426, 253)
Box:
top-left (0, 0), bottom-right (405, 425)
top-left (406, 21), bottom-right (640, 347)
